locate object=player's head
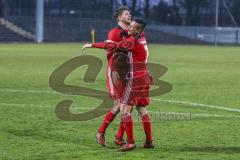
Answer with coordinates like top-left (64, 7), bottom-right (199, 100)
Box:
top-left (114, 6), bottom-right (131, 24)
top-left (128, 19), bottom-right (146, 36)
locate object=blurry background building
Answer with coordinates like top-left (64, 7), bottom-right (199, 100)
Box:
top-left (0, 0), bottom-right (239, 44)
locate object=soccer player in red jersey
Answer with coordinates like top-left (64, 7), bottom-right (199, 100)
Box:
top-left (83, 19), bottom-right (154, 151)
top-left (93, 6), bottom-right (131, 147)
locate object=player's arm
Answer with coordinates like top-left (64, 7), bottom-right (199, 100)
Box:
top-left (82, 37), bottom-right (135, 52)
top-left (114, 36), bottom-right (135, 51)
top-left (81, 41), bottom-right (115, 51)
top-left (81, 30), bottom-right (118, 51)
top-left (81, 29), bottom-right (119, 51)
top-left (107, 28), bottom-right (136, 51)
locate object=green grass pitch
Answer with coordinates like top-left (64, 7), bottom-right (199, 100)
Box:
top-left (0, 43), bottom-right (240, 160)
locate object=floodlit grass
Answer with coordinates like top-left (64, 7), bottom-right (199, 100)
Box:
top-left (0, 43), bottom-right (240, 160)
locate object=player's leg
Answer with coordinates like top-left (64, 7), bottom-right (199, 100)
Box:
top-left (114, 119), bottom-right (126, 146)
top-left (119, 103), bottom-right (136, 151)
top-left (96, 99), bottom-right (120, 146)
top-left (136, 105), bottom-right (154, 148)
top-left (113, 67), bottom-right (131, 145)
top-left (114, 107), bottom-right (134, 146)
top-left (114, 80), bottom-right (127, 146)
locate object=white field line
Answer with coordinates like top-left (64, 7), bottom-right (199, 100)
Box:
top-left (0, 89), bottom-right (56, 94)
top-left (1, 88), bottom-right (240, 113)
top-left (151, 98), bottom-right (240, 113)
top-left (0, 89), bottom-right (101, 96)
top-left (1, 102), bottom-right (240, 119)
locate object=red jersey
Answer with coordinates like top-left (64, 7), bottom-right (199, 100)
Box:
top-left (124, 34), bottom-right (148, 64)
top-left (106, 26), bottom-right (129, 61)
top-left (93, 33), bottom-right (149, 77)
top-left (93, 26), bottom-right (129, 99)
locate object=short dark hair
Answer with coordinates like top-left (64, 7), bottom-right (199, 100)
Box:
top-left (134, 19), bottom-right (146, 32)
top-left (114, 6), bottom-right (130, 19)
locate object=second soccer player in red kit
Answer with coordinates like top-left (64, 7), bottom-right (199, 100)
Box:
top-left (94, 6), bottom-right (131, 147)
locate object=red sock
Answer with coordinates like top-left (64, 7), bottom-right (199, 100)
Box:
top-left (116, 121), bottom-right (125, 139)
top-left (98, 111), bottom-right (116, 134)
top-left (141, 113), bottom-right (152, 142)
top-left (121, 114), bottom-right (134, 144)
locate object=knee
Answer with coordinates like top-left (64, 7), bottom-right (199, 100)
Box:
top-left (136, 106), bottom-right (148, 116)
top-left (111, 104), bottom-right (120, 114)
top-left (120, 103), bottom-right (132, 115)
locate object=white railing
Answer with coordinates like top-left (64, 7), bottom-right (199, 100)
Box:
top-left (149, 25), bottom-right (240, 45)
top-left (0, 18), bottom-right (35, 40)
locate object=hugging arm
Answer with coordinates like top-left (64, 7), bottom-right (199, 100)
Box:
top-left (82, 37), bottom-right (135, 52)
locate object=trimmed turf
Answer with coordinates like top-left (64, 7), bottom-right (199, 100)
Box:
top-left (0, 43), bottom-right (240, 160)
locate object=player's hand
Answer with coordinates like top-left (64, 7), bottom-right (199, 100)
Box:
top-left (104, 40), bottom-right (114, 43)
top-left (111, 71), bottom-right (120, 86)
top-left (82, 43), bottom-right (92, 51)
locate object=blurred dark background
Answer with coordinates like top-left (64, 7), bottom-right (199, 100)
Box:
top-left (1, 0), bottom-right (240, 26)
top-left (0, 0), bottom-right (239, 44)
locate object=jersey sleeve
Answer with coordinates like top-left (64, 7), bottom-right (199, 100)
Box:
top-left (92, 42), bottom-right (106, 49)
top-left (92, 41), bottom-right (117, 53)
top-left (115, 36), bottom-right (135, 51)
top-left (91, 37), bottom-right (136, 52)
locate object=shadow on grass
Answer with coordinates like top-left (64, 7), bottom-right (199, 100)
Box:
top-left (134, 145), bottom-right (240, 154)
top-left (3, 128), bottom-right (94, 145)
top-left (166, 146), bottom-right (240, 154)
top-left (4, 129), bottom-right (240, 154)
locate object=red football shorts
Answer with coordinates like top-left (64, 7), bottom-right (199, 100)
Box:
top-left (121, 73), bottom-right (152, 106)
top-left (106, 69), bottom-right (127, 99)
top-left (106, 52), bottom-right (129, 99)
